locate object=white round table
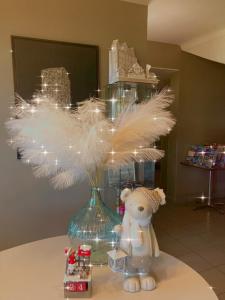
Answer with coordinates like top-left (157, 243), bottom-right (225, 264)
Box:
top-left (0, 235), bottom-right (218, 300)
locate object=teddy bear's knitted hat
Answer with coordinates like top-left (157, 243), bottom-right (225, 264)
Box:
top-left (121, 187), bottom-right (166, 213)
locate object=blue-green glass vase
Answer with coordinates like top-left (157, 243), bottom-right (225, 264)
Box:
top-left (67, 186), bottom-right (121, 265)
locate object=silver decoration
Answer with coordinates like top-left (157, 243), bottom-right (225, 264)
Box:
top-left (109, 40), bottom-right (159, 84)
top-left (41, 67), bottom-right (71, 105)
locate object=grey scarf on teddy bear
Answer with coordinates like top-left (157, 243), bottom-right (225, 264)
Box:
top-left (120, 211), bottom-right (160, 257)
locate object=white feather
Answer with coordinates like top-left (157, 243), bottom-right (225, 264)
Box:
top-left (106, 89), bottom-right (175, 167)
top-left (6, 90), bottom-right (175, 189)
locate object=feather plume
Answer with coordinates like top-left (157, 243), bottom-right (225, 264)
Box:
top-left (107, 148), bottom-right (164, 168)
top-left (6, 97), bottom-right (111, 189)
top-left (6, 89), bottom-right (175, 189)
top-left (105, 89), bottom-right (175, 167)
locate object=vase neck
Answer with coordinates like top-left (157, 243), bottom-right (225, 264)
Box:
top-left (89, 187), bottom-right (102, 207)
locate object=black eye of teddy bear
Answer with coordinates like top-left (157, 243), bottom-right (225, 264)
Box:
top-left (138, 206), bottom-right (144, 212)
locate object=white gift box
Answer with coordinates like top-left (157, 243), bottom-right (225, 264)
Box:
top-left (107, 249), bottom-right (128, 273)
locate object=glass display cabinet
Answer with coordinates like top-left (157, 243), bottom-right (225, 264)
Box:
top-left (104, 81), bottom-right (157, 119)
top-left (103, 81), bottom-right (158, 215)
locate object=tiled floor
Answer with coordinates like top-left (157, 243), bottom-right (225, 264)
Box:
top-left (153, 202), bottom-right (225, 300)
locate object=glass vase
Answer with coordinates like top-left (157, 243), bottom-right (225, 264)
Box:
top-left (67, 185), bottom-right (121, 265)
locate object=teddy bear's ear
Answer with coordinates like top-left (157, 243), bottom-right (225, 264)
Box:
top-left (154, 188), bottom-right (166, 205)
top-left (120, 188), bottom-right (132, 202)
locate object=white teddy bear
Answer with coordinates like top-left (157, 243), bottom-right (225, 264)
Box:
top-left (114, 187), bottom-right (166, 293)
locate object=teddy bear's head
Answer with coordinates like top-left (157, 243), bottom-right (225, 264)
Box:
top-left (120, 187), bottom-right (166, 221)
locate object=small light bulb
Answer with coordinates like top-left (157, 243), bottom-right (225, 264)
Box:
top-left (94, 108), bottom-right (101, 113)
top-left (93, 237), bottom-right (101, 243)
top-left (42, 150), bottom-right (49, 155)
top-left (200, 195), bottom-right (206, 200)
top-left (30, 107), bottom-right (37, 114)
top-left (110, 128), bottom-right (116, 133)
top-left (109, 98), bottom-right (117, 103)
top-left (34, 98), bottom-right (42, 105)
top-left (133, 150), bottom-right (138, 156)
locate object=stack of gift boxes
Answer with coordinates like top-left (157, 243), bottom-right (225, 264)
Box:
top-left (64, 245), bottom-right (92, 298)
top-left (185, 144), bottom-right (225, 168)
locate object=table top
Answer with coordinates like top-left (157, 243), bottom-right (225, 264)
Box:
top-left (0, 235), bottom-right (218, 300)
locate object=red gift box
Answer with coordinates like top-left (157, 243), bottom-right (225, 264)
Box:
top-left (78, 246), bottom-right (91, 257)
top-left (65, 281), bottom-right (88, 292)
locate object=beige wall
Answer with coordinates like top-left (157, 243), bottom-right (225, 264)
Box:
top-left (0, 0), bottom-right (224, 250)
top-left (175, 52), bottom-right (225, 201)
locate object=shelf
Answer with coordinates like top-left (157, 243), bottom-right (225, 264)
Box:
top-left (180, 161), bottom-right (225, 171)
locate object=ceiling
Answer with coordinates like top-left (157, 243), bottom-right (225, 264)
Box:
top-left (147, 0), bottom-right (225, 44)
top-left (147, 0), bottom-right (225, 64)
top-left (122, 0), bottom-right (225, 64)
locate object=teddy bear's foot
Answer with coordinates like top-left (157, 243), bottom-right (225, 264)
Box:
top-left (123, 277), bottom-right (140, 293)
top-left (140, 275), bottom-right (156, 291)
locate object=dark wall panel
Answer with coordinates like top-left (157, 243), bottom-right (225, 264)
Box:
top-left (12, 36), bottom-right (99, 104)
